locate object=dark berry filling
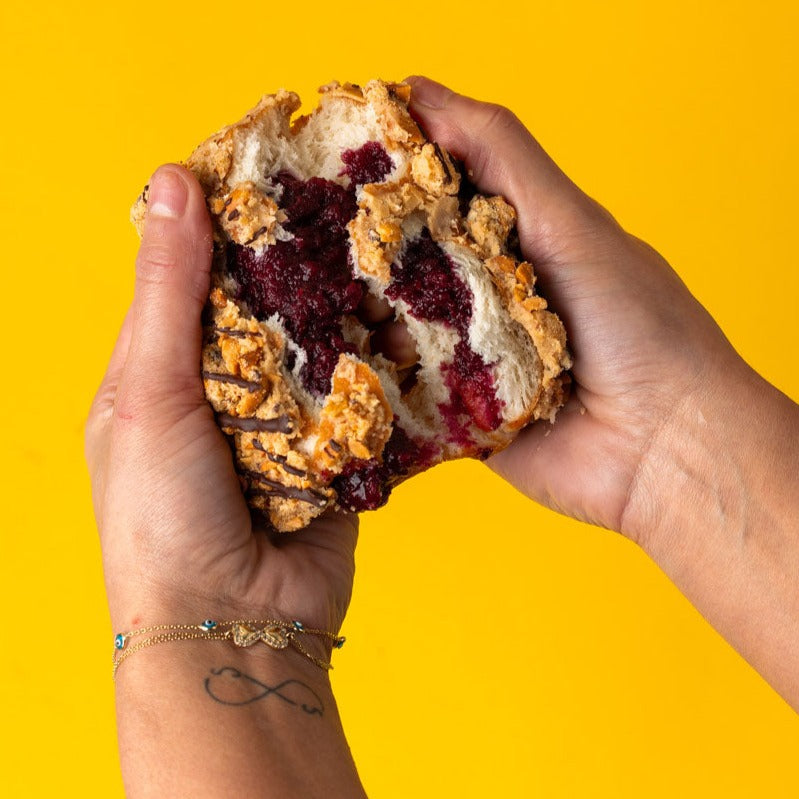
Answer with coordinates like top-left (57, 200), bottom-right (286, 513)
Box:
top-left (226, 171), bottom-right (362, 397)
top-left (385, 230), bottom-right (472, 325)
top-left (332, 424), bottom-right (435, 512)
top-left (386, 230), bottom-right (503, 437)
top-left (332, 458), bottom-right (384, 512)
top-left (440, 340), bottom-right (503, 436)
top-left (340, 141), bottom-right (394, 187)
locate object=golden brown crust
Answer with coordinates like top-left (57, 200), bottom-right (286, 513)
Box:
top-left (347, 142), bottom-right (462, 283)
top-left (466, 196), bottom-right (517, 259)
top-left (208, 182), bottom-right (285, 251)
top-left (186, 91), bottom-right (300, 196)
top-left (130, 92), bottom-right (300, 238)
top-left (318, 80), bottom-right (369, 104)
top-left (362, 81), bottom-right (425, 145)
top-left (484, 256), bottom-right (573, 423)
top-left (411, 143), bottom-right (460, 197)
top-left (203, 289), bottom-right (334, 531)
top-left (349, 182), bottom-right (427, 283)
top-left (313, 356), bottom-right (393, 473)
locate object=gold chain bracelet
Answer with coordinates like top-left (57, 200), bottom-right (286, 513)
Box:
top-left (112, 618), bottom-right (346, 679)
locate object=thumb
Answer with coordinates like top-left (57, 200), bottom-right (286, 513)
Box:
top-left (405, 76), bottom-right (616, 266)
top-left (118, 164), bottom-right (213, 414)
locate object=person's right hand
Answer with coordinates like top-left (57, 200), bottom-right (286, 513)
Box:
top-left (408, 77), bottom-right (799, 709)
top-left (406, 76), bottom-right (752, 544)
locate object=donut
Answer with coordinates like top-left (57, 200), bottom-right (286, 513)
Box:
top-left (131, 80), bottom-right (572, 532)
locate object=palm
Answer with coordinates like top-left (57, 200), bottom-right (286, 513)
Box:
top-left (174, 407), bottom-right (358, 632)
top-left (402, 84), bottom-right (732, 536)
top-left (489, 233), bottom-right (728, 533)
top-left (95, 393), bottom-right (356, 633)
top-left (241, 515), bottom-right (358, 632)
top-left (158, 408), bottom-right (357, 633)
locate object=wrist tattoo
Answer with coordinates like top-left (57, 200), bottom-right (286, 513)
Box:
top-left (204, 666), bottom-right (324, 717)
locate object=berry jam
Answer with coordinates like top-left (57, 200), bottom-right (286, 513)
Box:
top-left (227, 171), bottom-right (363, 396)
top-left (385, 231), bottom-right (472, 325)
top-left (386, 230), bottom-right (503, 437)
top-left (340, 141), bottom-right (394, 187)
top-left (332, 458), bottom-right (384, 511)
top-left (441, 340), bottom-right (503, 435)
top-left (332, 424), bottom-right (435, 511)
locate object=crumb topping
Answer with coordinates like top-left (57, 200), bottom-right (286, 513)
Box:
top-left (209, 182), bottom-right (286, 252)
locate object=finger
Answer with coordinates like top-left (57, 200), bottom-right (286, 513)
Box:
top-left (118, 164), bottom-right (213, 409)
top-left (88, 306), bottom-right (134, 424)
top-left (85, 307), bottom-right (134, 472)
top-left (370, 319), bottom-right (418, 368)
top-left (405, 76), bottom-right (615, 265)
top-left (358, 291), bottom-right (393, 324)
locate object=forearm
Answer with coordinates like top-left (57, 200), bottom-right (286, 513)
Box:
top-left (114, 638), bottom-right (366, 798)
top-left (624, 356), bottom-right (799, 706)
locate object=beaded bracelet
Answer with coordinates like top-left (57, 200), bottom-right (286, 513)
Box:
top-left (112, 618), bottom-right (346, 678)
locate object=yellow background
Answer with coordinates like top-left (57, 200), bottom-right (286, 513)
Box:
top-left (2, 0), bottom-right (798, 795)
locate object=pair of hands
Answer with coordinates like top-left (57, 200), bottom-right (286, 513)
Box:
top-left (85, 76), bottom-right (741, 639)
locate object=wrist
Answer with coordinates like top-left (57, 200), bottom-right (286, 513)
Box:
top-left (619, 357), bottom-right (799, 705)
top-left (111, 613), bottom-right (342, 681)
top-left (105, 572), bottom-right (338, 637)
top-left (114, 628), bottom-right (334, 691)
top-left (112, 634), bottom-right (366, 799)
top-left (621, 354), bottom-right (798, 556)
top-left (621, 353), bottom-right (751, 551)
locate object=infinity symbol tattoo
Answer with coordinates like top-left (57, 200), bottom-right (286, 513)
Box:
top-left (204, 666), bottom-right (324, 716)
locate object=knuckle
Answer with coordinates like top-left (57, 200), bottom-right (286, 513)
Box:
top-left (479, 102), bottom-right (518, 133)
top-left (465, 102), bottom-right (522, 183)
top-left (84, 407), bottom-right (108, 463)
top-left (115, 369), bottom-right (204, 421)
top-left (85, 378), bottom-right (119, 450)
top-left (135, 243), bottom-right (182, 284)
top-left (87, 385), bottom-right (115, 428)
top-left (187, 268), bottom-right (211, 307)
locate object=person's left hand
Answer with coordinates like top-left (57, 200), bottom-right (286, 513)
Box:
top-left (85, 164), bottom-right (358, 639)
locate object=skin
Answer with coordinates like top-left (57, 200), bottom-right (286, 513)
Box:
top-left (86, 76), bottom-right (799, 797)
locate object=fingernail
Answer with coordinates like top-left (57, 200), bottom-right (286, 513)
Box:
top-left (406, 76), bottom-right (451, 110)
top-left (148, 167), bottom-right (188, 219)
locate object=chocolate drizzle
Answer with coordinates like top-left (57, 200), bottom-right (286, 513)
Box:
top-left (246, 471), bottom-right (328, 508)
top-left (217, 413), bottom-right (292, 434)
top-left (244, 226), bottom-right (268, 245)
top-left (433, 142), bottom-right (452, 185)
top-left (252, 441), bottom-right (307, 478)
top-left (203, 371), bottom-right (264, 392)
top-left (208, 325), bottom-right (259, 340)
top-left (323, 439), bottom-right (344, 460)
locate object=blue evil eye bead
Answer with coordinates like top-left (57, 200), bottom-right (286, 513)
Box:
top-left (114, 634), bottom-right (126, 650)
top-left (292, 620), bottom-right (304, 632)
top-left (199, 619), bottom-right (218, 631)
top-left (334, 636), bottom-right (346, 649)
